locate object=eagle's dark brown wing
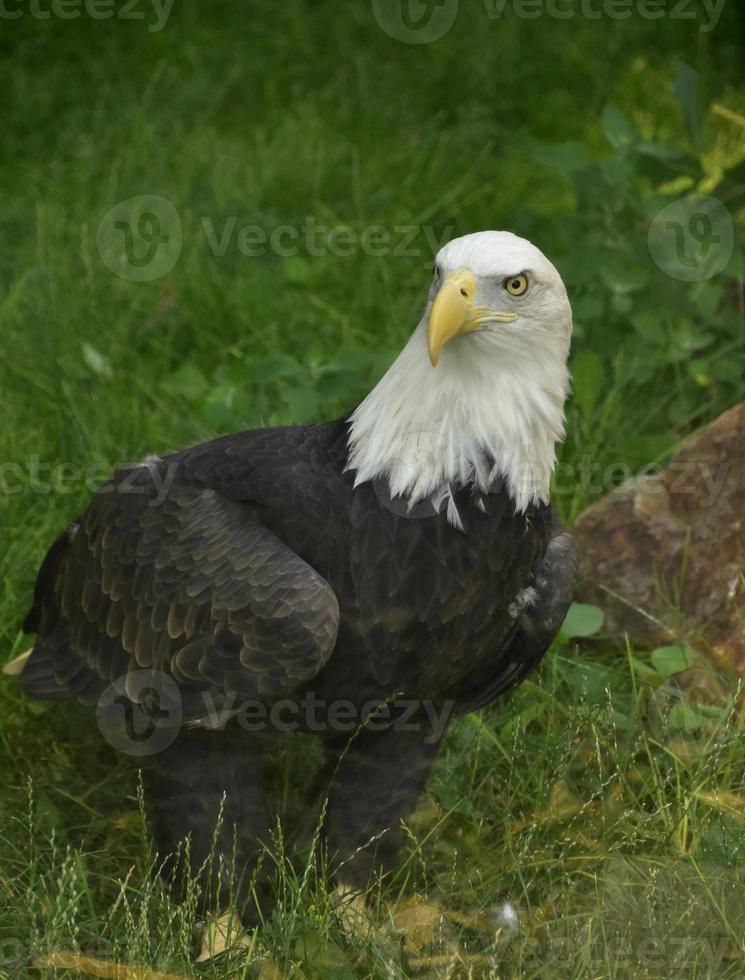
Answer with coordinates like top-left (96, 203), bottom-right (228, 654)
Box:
top-left (21, 461), bottom-right (340, 710)
top-left (444, 525), bottom-right (578, 715)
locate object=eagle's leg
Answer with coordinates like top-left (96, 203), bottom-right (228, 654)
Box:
top-left (321, 708), bottom-right (445, 894)
top-left (143, 727), bottom-right (268, 923)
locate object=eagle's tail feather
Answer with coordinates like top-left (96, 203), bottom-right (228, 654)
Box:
top-left (15, 631), bottom-right (106, 705)
top-left (15, 639), bottom-right (71, 700)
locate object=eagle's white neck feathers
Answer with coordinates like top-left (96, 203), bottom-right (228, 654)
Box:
top-left (345, 231), bottom-right (572, 520)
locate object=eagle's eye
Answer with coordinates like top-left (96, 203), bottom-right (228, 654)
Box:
top-left (504, 274), bottom-right (528, 296)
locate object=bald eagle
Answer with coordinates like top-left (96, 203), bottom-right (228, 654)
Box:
top-left (9, 231), bottom-right (578, 919)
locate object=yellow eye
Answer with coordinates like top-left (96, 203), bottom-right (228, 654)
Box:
top-left (505, 274), bottom-right (528, 296)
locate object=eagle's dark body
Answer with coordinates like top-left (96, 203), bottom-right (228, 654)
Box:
top-left (20, 416), bottom-right (577, 916)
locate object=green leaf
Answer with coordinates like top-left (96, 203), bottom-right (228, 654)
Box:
top-left (284, 386), bottom-right (320, 422)
top-left (566, 661), bottom-right (617, 701)
top-left (650, 644), bottom-right (700, 679)
top-left (631, 311), bottom-right (666, 346)
top-left (707, 356), bottom-right (743, 384)
top-left (692, 281), bottom-right (724, 318)
top-left (600, 256), bottom-right (649, 295)
top-left (670, 317), bottom-right (712, 358)
top-left (636, 140), bottom-right (685, 161)
top-left (610, 293), bottom-right (633, 315)
top-left (81, 342), bottom-right (113, 378)
top-left (532, 139), bottom-right (587, 175)
top-left (295, 929), bottom-right (357, 980)
top-left (572, 292), bottom-right (604, 324)
top-left (599, 153), bottom-right (634, 185)
top-left (629, 654), bottom-right (658, 679)
top-left (161, 362), bottom-right (210, 401)
top-left (203, 385), bottom-right (236, 429)
top-left (252, 354), bottom-right (303, 381)
top-left (560, 603), bottom-right (604, 639)
top-left (668, 699), bottom-right (708, 733)
top-left (600, 104), bottom-right (637, 150)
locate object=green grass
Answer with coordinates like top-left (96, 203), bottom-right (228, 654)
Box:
top-left (2, 2), bottom-right (745, 976)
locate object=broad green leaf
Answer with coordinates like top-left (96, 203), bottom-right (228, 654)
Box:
top-left (650, 644), bottom-right (699, 678)
top-left (560, 602), bottom-right (604, 639)
top-left (668, 700), bottom-right (710, 732)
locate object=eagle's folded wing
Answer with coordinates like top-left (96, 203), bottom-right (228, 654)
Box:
top-left (21, 471), bottom-right (340, 710)
top-left (447, 528), bottom-right (578, 715)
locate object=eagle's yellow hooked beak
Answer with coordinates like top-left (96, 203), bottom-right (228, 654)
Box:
top-left (427, 267), bottom-right (519, 367)
top-left (427, 268), bottom-right (476, 367)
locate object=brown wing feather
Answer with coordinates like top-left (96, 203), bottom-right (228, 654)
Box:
top-left (24, 463), bottom-right (340, 706)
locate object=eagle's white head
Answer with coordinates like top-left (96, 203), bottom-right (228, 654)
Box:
top-left (346, 231), bottom-right (573, 523)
